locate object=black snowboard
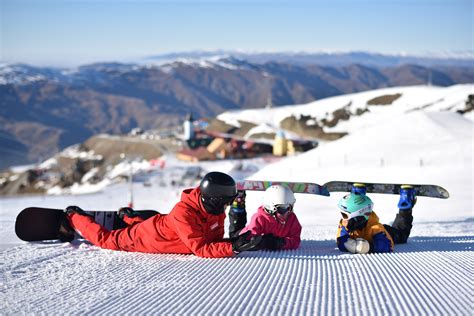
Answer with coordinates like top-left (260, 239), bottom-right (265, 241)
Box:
top-left (15, 207), bottom-right (159, 242)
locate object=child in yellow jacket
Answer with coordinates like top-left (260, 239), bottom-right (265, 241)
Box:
top-left (336, 186), bottom-right (415, 254)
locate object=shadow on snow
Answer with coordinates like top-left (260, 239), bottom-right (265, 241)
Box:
top-left (241, 235), bottom-right (473, 260)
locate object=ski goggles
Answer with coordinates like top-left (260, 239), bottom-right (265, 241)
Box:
top-left (202, 193), bottom-right (238, 215)
top-left (346, 216), bottom-right (369, 231)
top-left (275, 204), bottom-right (293, 214)
top-left (203, 193), bottom-right (238, 207)
top-left (339, 204), bottom-right (372, 220)
top-left (340, 212), bottom-right (368, 221)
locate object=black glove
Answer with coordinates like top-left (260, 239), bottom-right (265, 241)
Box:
top-left (64, 205), bottom-right (89, 216)
top-left (118, 207), bottom-right (138, 219)
top-left (231, 190), bottom-right (246, 211)
top-left (232, 231), bottom-right (263, 254)
top-left (260, 234), bottom-right (285, 251)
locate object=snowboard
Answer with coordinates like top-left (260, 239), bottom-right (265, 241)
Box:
top-left (237, 180), bottom-right (330, 196)
top-left (323, 181), bottom-right (449, 199)
top-left (15, 207), bottom-right (159, 242)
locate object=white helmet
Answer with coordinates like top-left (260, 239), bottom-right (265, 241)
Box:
top-left (263, 185), bottom-right (296, 223)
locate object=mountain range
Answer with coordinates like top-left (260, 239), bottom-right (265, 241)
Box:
top-left (1, 52), bottom-right (473, 170)
top-left (144, 50), bottom-right (474, 67)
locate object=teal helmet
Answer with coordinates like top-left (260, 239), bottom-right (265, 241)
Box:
top-left (338, 193), bottom-right (373, 220)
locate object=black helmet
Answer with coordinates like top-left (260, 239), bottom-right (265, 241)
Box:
top-left (200, 171), bottom-right (237, 198)
top-left (200, 171), bottom-right (237, 215)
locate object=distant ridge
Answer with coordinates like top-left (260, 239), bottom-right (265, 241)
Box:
top-left (1, 56), bottom-right (473, 169)
top-left (144, 50), bottom-right (474, 67)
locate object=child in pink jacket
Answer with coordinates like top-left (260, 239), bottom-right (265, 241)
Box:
top-left (229, 184), bottom-right (302, 251)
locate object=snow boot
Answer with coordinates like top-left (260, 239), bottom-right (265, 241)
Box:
top-left (58, 213), bottom-right (76, 242)
top-left (64, 205), bottom-right (92, 217)
top-left (397, 185), bottom-right (417, 210)
top-left (117, 207), bottom-right (141, 219)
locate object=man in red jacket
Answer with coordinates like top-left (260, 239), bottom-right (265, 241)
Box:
top-left (65, 172), bottom-right (261, 258)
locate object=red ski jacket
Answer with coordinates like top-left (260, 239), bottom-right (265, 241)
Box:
top-left (69, 187), bottom-right (235, 258)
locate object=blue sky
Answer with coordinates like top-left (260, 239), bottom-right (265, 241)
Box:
top-left (1, 0), bottom-right (472, 66)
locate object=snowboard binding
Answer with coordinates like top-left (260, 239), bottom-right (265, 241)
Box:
top-left (351, 183), bottom-right (367, 196)
top-left (398, 185), bottom-right (417, 210)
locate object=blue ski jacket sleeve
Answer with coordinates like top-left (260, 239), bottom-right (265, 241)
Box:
top-left (336, 224), bottom-right (350, 252)
top-left (372, 232), bottom-right (392, 253)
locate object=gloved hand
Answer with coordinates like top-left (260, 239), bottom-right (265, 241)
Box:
top-left (232, 231), bottom-right (263, 254)
top-left (118, 207), bottom-right (138, 219)
top-left (64, 205), bottom-right (89, 216)
top-left (344, 238), bottom-right (370, 254)
top-left (260, 234), bottom-right (285, 251)
top-left (231, 190), bottom-right (246, 212)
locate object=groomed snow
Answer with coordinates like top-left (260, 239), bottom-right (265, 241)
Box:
top-left (1, 85), bottom-right (473, 315)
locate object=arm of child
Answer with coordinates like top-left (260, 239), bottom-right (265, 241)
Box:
top-left (239, 212), bottom-right (265, 236)
top-left (336, 221), bottom-right (351, 252)
top-left (369, 223), bottom-right (394, 253)
top-left (372, 232), bottom-right (393, 253)
top-left (241, 212), bottom-right (284, 250)
top-left (282, 216), bottom-right (302, 250)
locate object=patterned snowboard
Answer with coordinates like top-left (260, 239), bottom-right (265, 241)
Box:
top-left (323, 181), bottom-right (449, 198)
top-left (237, 180), bottom-right (329, 196)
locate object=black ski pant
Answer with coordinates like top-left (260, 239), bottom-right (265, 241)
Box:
top-left (383, 210), bottom-right (413, 244)
top-left (228, 210), bottom-right (247, 240)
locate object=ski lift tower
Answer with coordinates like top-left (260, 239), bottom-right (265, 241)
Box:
top-left (120, 153), bottom-right (141, 208)
top-left (183, 113), bottom-right (195, 141)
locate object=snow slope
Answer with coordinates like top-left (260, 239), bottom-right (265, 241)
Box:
top-left (218, 84), bottom-right (474, 134)
top-left (1, 86), bottom-right (473, 315)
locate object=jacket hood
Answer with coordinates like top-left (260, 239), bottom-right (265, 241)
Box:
top-left (181, 187), bottom-right (224, 218)
top-left (180, 187), bottom-right (207, 216)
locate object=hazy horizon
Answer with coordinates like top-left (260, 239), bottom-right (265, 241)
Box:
top-left (2, 0), bottom-right (472, 67)
top-left (1, 49), bottom-right (473, 68)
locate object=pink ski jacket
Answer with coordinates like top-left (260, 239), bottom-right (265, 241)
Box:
top-left (240, 206), bottom-right (302, 250)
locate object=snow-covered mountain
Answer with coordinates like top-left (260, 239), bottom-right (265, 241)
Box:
top-left (143, 50), bottom-right (474, 67)
top-left (218, 84), bottom-right (473, 138)
top-left (1, 55), bottom-right (473, 170)
top-left (0, 63), bottom-right (67, 85)
top-left (1, 84), bottom-right (473, 314)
